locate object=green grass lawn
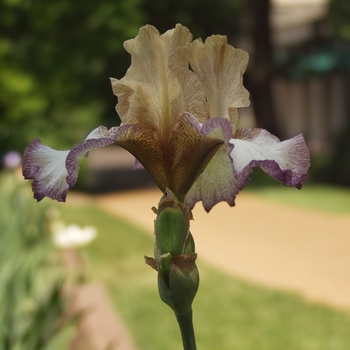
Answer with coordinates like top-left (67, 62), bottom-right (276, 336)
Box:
top-left (246, 169), bottom-right (350, 215)
top-left (59, 194), bottom-right (350, 350)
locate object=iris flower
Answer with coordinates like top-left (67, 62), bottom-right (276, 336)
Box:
top-left (23, 24), bottom-right (310, 211)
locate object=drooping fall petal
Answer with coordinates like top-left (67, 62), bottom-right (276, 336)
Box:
top-left (167, 113), bottom-right (226, 198)
top-left (230, 128), bottom-right (310, 188)
top-left (184, 117), bottom-right (238, 212)
top-left (22, 140), bottom-right (70, 202)
top-left (186, 129), bottom-right (310, 212)
top-left (115, 113), bottom-right (227, 201)
top-left (185, 145), bottom-right (240, 212)
top-left (22, 126), bottom-right (118, 202)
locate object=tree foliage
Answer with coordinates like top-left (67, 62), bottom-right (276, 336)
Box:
top-left (0, 0), bottom-right (144, 152)
top-left (141, 0), bottom-right (242, 39)
top-left (330, 0), bottom-right (350, 41)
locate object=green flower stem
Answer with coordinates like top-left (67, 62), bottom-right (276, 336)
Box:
top-left (176, 310), bottom-right (197, 350)
top-left (145, 190), bottom-right (199, 349)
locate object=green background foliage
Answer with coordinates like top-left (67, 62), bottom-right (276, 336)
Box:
top-left (0, 0), bottom-right (242, 154)
top-left (0, 171), bottom-right (73, 350)
top-left (0, 0), bottom-right (144, 151)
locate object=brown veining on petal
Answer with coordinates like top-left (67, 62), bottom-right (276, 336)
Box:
top-left (115, 117), bottom-right (224, 201)
top-left (167, 115), bottom-right (224, 200)
top-left (115, 124), bottom-right (168, 192)
top-left (233, 128), bottom-right (281, 143)
top-left (233, 128), bottom-right (254, 140)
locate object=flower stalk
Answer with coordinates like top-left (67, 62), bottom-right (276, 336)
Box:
top-left (146, 189), bottom-right (199, 349)
top-left (176, 311), bottom-right (197, 350)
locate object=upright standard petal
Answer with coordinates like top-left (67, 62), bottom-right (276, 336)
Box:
top-left (22, 126), bottom-right (118, 202)
top-left (189, 35), bottom-right (250, 127)
top-left (229, 128), bottom-right (310, 189)
top-left (110, 24), bottom-right (207, 136)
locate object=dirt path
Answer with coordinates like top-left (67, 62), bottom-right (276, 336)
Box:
top-left (85, 188), bottom-right (350, 312)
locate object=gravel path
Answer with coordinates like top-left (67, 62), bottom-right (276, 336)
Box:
top-left (88, 188), bottom-right (350, 312)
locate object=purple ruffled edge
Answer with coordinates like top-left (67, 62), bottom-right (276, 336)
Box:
top-left (231, 132), bottom-right (310, 191)
top-left (22, 127), bottom-right (118, 202)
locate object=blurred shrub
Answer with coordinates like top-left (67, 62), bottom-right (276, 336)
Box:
top-left (0, 0), bottom-right (144, 152)
top-left (0, 171), bottom-right (72, 350)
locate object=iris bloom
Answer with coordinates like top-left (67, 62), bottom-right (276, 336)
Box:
top-left (23, 24), bottom-right (310, 211)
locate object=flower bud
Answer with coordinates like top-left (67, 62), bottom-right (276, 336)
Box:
top-left (145, 189), bottom-right (199, 316)
top-left (158, 253), bottom-right (199, 316)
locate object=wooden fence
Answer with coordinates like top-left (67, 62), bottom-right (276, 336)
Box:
top-left (272, 75), bottom-right (349, 155)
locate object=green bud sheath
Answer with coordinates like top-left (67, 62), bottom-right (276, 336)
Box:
top-left (154, 189), bottom-right (193, 256)
top-left (145, 189), bottom-right (199, 349)
top-left (158, 252), bottom-right (172, 285)
top-left (158, 253), bottom-right (199, 316)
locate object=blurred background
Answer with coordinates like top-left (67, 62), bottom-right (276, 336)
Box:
top-left (1, 0), bottom-right (350, 188)
top-left (2, 1), bottom-right (350, 349)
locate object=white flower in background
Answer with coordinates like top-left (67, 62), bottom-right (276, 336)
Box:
top-left (52, 221), bottom-right (97, 248)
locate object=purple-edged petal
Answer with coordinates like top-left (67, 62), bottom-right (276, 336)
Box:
top-left (186, 128), bottom-right (310, 212)
top-left (185, 117), bottom-right (240, 212)
top-left (23, 140), bottom-right (70, 202)
top-left (65, 126), bottom-right (118, 188)
top-left (229, 128), bottom-right (310, 188)
top-left (22, 126), bottom-right (118, 202)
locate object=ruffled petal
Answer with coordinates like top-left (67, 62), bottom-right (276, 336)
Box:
top-left (22, 126), bottom-right (118, 202)
top-left (110, 24), bottom-right (208, 134)
top-left (229, 128), bottom-right (310, 188)
top-left (22, 140), bottom-right (70, 202)
top-left (186, 128), bottom-right (310, 212)
top-left (189, 35), bottom-right (250, 127)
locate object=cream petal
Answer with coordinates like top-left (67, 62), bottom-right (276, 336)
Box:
top-left (22, 126), bottom-right (118, 202)
top-left (229, 128), bottom-right (310, 188)
top-left (110, 24), bottom-right (207, 135)
top-left (189, 35), bottom-right (250, 127)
